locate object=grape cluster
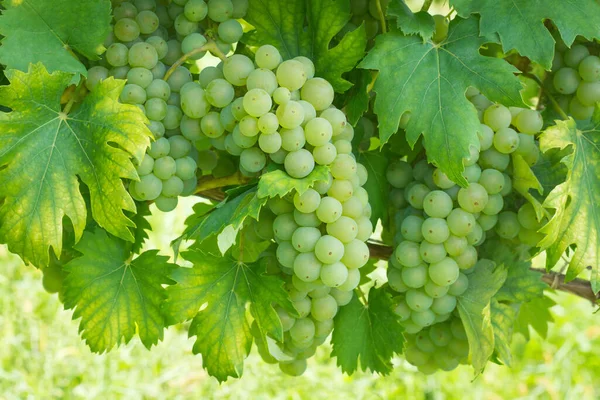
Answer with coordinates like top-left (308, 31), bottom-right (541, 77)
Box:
top-left (89, 0), bottom-right (248, 211)
top-left (552, 41), bottom-right (600, 120)
top-left (387, 100), bottom-right (545, 336)
top-left (403, 314), bottom-right (470, 374)
top-left (250, 140), bottom-right (373, 376)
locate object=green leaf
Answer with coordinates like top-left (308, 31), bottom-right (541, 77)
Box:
top-left (538, 117), bottom-right (600, 293)
top-left (244, 0), bottom-right (366, 92)
top-left (387, 0), bottom-right (435, 40)
top-left (457, 261), bottom-right (507, 373)
top-left (451, 0), bottom-right (600, 69)
top-left (171, 201), bottom-right (216, 257)
top-left (62, 229), bottom-right (176, 352)
top-left (257, 166), bottom-right (330, 199)
top-left (130, 201), bottom-right (152, 254)
top-left (514, 295), bottom-right (555, 340)
top-left (359, 17), bottom-right (523, 185)
top-left (511, 154), bottom-right (545, 221)
top-left (490, 300), bottom-right (518, 366)
top-left (358, 151), bottom-right (389, 225)
top-left (0, 64), bottom-right (151, 267)
top-left (163, 244), bottom-right (295, 382)
top-left (331, 287), bottom-right (404, 374)
top-left (0, 0), bottom-right (111, 75)
top-left (344, 69), bottom-right (372, 126)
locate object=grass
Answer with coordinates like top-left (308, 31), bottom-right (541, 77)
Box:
top-left (1, 199), bottom-right (599, 399)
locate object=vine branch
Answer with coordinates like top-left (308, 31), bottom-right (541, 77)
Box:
top-left (421, 0), bottom-right (434, 12)
top-left (164, 40), bottom-right (226, 81)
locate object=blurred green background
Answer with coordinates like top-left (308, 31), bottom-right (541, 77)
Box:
top-left (1, 199), bottom-right (599, 400)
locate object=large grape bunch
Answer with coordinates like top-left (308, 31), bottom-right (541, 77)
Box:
top-left (386, 95), bottom-right (547, 339)
top-left (551, 40), bottom-right (600, 120)
top-left (87, 0), bottom-right (248, 212)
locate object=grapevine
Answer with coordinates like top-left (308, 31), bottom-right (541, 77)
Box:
top-left (0, 0), bottom-right (599, 384)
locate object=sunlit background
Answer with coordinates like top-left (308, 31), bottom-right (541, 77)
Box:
top-left (1, 198), bottom-right (599, 400)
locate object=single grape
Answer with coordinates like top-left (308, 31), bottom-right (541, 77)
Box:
top-left (300, 78), bottom-right (334, 110)
top-left (564, 44), bottom-right (590, 68)
top-left (570, 96), bottom-right (595, 120)
top-left (313, 143), bottom-right (338, 165)
top-left (493, 127), bottom-right (520, 154)
top-left (207, 0), bottom-right (233, 22)
top-left (316, 196), bottom-right (343, 224)
top-left (276, 101), bottom-right (305, 129)
top-left (553, 67), bottom-right (580, 94)
top-left (284, 149), bottom-right (315, 179)
top-left (479, 147), bottom-right (510, 171)
top-left (395, 240), bottom-right (422, 268)
top-left (292, 227), bottom-right (321, 253)
top-left (420, 241), bottom-right (447, 264)
top-left (218, 18), bottom-right (243, 43)
top-left (184, 0), bottom-right (209, 21)
top-left (326, 216), bottom-right (358, 243)
top-left (576, 81), bottom-right (600, 106)
top-left (120, 84), bottom-right (147, 104)
top-left (429, 257), bottom-right (460, 286)
top-left (432, 168), bottom-right (455, 189)
top-left (276, 241), bottom-right (298, 268)
top-left (240, 147), bottom-right (267, 173)
top-left (136, 10), bottom-right (159, 34)
top-left (304, 118), bottom-right (333, 147)
top-left (406, 289), bottom-right (433, 311)
top-left (330, 154), bottom-right (357, 180)
top-left (387, 161), bottom-right (413, 189)
top-left (223, 54), bottom-right (255, 86)
top-left (155, 195), bottom-right (178, 212)
top-left (402, 264), bottom-right (428, 289)
top-left (166, 66), bottom-right (192, 93)
top-left (294, 189), bottom-right (321, 213)
top-left (201, 112), bottom-right (225, 138)
top-left (255, 44), bottom-right (282, 70)
top-left (128, 42), bottom-right (158, 69)
top-left (496, 211), bottom-right (520, 239)
top-left (135, 174), bottom-right (163, 200)
top-left (457, 183), bottom-right (489, 213)
top-left (114, 18), bottom-right (140, 42)
top-left (243, 88), bottom-right (272, 117)
top-left (106, 43), bottom-right (129, 67)
top-left (514, 109), bottom-right (543, 134)
top-left (400, 215), bottom-right (424, 242)
top-left (421, 218), bottom-right (450, 244)
top-left (258, 132), bottom-right (282, 153)
top-left (423, 190), bottom-right (453, 218)
top-left (276, 60), bottom-right (307, 91)
top-left (293, 253), bottom-right (322, 282)
top-left (273, 213), bottom-right (299, 241)
top-left (483, 104), bottom-right (511, 131)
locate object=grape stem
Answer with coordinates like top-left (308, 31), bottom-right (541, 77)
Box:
top-left (62, 81), bottom-right (86, 115)
top-left (374, 0), bottom-right (387, 34)
top-left (421, 0), bottom-right (434, 12)
top-left (522, 72), bottom-right (569, 120)
top-left (194, 171), bottom-right (251, 195)
top-left (164, 40), bottom-right (227, 82)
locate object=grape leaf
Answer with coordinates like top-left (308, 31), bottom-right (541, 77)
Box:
top-left (163, 243), bottom-right (295, 382)
top-left (490, 300), bottom-right (518, 366)
top-left (0, 0), bottom-right (111, 75)
top-left (538, 117), bottom-right (600, 293)
top-left (387, 0), bottom-right (435, 40)
top-left (457, 261), bottom-right (507, 373)
top-left (514, 295), bottom-right (555, 340)
top-left (130, 201), bottom-right (152, 254)
top-left (359, 17), bottom-right (524, 185)
top-left (512, 154), bottom-right (545, 221)
top-left (344, 69), bottom-right (372, 126)
top-left (257, 166), bottom-right (330, 199)
top-left (0, 64), bottom-right (151, 268)
top-left (451, 0), bottom-right (600, 69)
top-left (171, 201), bottom-right (216, 257)
top-left (358, 151), bottom-right (389, 226)
top-left (62, 229), bottom-right (176, 352)
top-left (244, 0), bottom-right (366, 92)
top-left (331, 287), bottom-right (403, 374)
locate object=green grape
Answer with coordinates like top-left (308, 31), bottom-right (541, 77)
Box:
top-left (518, 228), bottom-right (545, 247)
top-left (421, 218), bottom-right (450, 244)
top-left (179, 84), bottom-right (209, 119)
top-left (402, 264), bottom-right (428, 289)
top-left (428, 257), bottom-right (460, 286)
top-left (136, 154), bottom-right (155, 176)
top-left (114, 18), bottom-right (140, 42)
top-left (274, 213), bottom-right (299, 241)
top-left (344, 196), bottom-right (366, 219)
top-left (275, 60), bottom-right (307, 91)
top-left (477, 213), bottom-right (498, 231)
top-left (517, 203), bottom-right (540, 230)
top-left (269, 197), bottom-right (295, 215)
top-left (198, 66), bottom-right (224, 89)
top-left (207, 0), bottom-right (233, 21)
top-left (461, 164), bottom-right (480, 184)
top-left (257, 113), bottom-right (279, 134)
top-left (218, 18), bottom-right (243, 43)
top-left (578, 55), bottom-right (600, 82)
top-left (553, 67), bottom-right (580, 94)
top-left (303, 117), bottom-right (332, 147)
top-left (146, 79), bottom-right (171, 101)
top-left (162, 105), bottom-right (182, 130)
top-left (155, 195), bottom-right (178, 212)
top-left (313, 173), bottom-right (333, 195)
top-left (245, 68), bottom-right (278, 96)
top-left (292, 227), bottom-right (321, 253)
top-left (273, 87), bottom-right (292, 104)
top-left (181, 33), bottom-right (207, 60)
top-left (431, 295), bottom-right (457, 315)
top-left (407, 183), bottom-right (430, 210)
top-left (220, 105), bottom-right (237, 132)
top-left (481, 193), bottom-right (503, 216)
top-left (312, 143), bottom-right (337, 165)
top-left (174, 13), bottom-right (198, 36)
top-left (277, 101), bottom-right (305, 129)
top-left (479, 147), bottom-right (510, 171)
top-left (240, 148), bottom-right (267, 173)
top-left (311, 295), bottom-right (338, 321)
top-left (232, 0), bottom-right (249, 18)
top-left (293, 253), bottom-right (322, 282)
top-left (128, 42), bottom-right (158, 69)
top-left (184, 0), bottom-right (208, 21)
top-left (337, 124), bottom-right (355, 141)
top-left (429, 323), bottom-right (452, 347)
top-left (301, 77), bottom-right (334, 110)
top-left (202, 78), bottom-right (234, 109)
top-left (330, 288), bottom-right (353, 306)
top-left (148, 137), bottom-right (170, 159)
top-left (406, 289), bottom-right (433, 311)
top-left (388, 268), bottom-right (408, 293)
top-left (120, 84), bottom-right (147, 104)
top-left (457, 183), bottom-right (489, 213)
top-left (463, 145), bottom-right (479, 167)
top-left (201, 112), bottom-right (225, 138)
top-left (478, 123), bottom-right (494, 150)
top-left (162, 175), bottom-right (184, 197)
top-left (423, 190), bottom-right (453, 218)
top-left (162, 39), bottom-right (182, 66)
top-left (294, 56), bottom-right (315, 79)
top-left (270, 148), bottom-right (288, 164)
top-left (223, 54), bottom-right (255, 86)
top-left (493, 127), bottom-right (520, 154)
top-left (243, 88), bottom-right (272, 117)
top-left (134, 173), bottom-right (163, 200)
top-left (166, 66), bottom-right (192, 93)
top-left (330, 154), bottom-right (357, 180)
top-left (447, 273), bottom-right (469, 296)
top-left (514, 109), bottom-right (543, 134)
top-left (284, 149), bottom-right (315, 179)
top-left (276, 241), bottom-right (298, 268)
top-left (127, 67), bottom-right (153, 89)
top-left (570, 96), bottom-right (595, 120)
top-left (145, 98), bottom-right (167, 121)
top-left (395, 240), bottom-right (422, 267)
top-left (106, 43), bottom-right (129, 67)
top-left (443, 234), bottom-right (468, 257)
top-left (294, 189), bottom-right (321, 213)
top-left (168, 136), bottom-right (192, 158)
top-left (146, 36), bottom-right (168, 60)
top-left (386, 161), bottom-right (412, 189)
top-left (326, 216), bottom-right (358, 243)
top-left (86, 66), bottom-right (109, 91)
top-left (576, 81), bottom-right (600, 106)
top-left (136, 10), bottom-right (159, 34)
top-left (478, 168), bottom-right (504, 195)
top-left (294, 209), bottom-right (321, 228)
top-left (316, 197), bottom-right (343, 224)
top-left (114, 2), bottom-right (138, 20)
top-left (314, 235), bottom-right (345, 264)
top-left (175, 156), bottom-right (197, 180)
top-left (424, 281), bottom-right (449, 299)
top-left (327, 180), bottom-right (353, 202)
top-left (563, 44), bottom-right (590, 68)
top-left (255, 44), bottom-right (282, 70)
top-left (400, 215), bottom-right (424, 242)
top-left (214, 39), bottom-right (233, 57)
top-left (432, 168), bottom-right (455, 189)
top-left (153, 156), bottom-right (176, 180)
top-left (337, 268), bottom-right (361, 291)
top-left (496, 211), bottom-right (520, 239)
top-left (232, 126), bottom-right (257, 149)
top-left (258, 132), bottom-right (282, 153)
top-left (134, 0), bottom-right (156, 11)
top-left (432, 14), bottom-right (449, 43)
top-left (483, 104), bottom-right (511, 131)
top-left (238, 116), bottom-right (258, 137)
top-left (420, 241), bottom-right (447, 264)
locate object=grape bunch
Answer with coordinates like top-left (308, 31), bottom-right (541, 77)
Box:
top-left (386, 99), bottom-right (545, 336)
top-left (249, 135), bottom-right (373, 376)
top-left (551, 41), bottom-right (600, 120)
top-left (88, 0), bottom-right (248, 211)
top-left (403, 314), bottom-right (470, 374)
